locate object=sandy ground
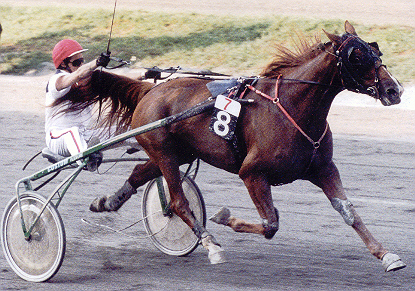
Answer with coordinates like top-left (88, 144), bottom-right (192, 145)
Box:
top-left (1, 1), bottom-right (415, 290)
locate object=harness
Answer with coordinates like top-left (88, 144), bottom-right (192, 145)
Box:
top-left (246, 76), bottom-right (329, 150)
top-left (207, 33), bottom-right (383, 175)
top-left (245, 77), bottom-right (329, 178)
top-left (207, 78), bottom-right (258, 167)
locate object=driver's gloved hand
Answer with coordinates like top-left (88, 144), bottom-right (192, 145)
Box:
top-left (144, 68), bottom-right (161, 79)
top-left (96, 52), bottom-right (111, 67)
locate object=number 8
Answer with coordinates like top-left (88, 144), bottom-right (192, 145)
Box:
top-left (213, 111), bottom-right (231, 137)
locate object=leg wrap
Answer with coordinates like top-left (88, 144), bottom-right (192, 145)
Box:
top-left (105, 180), bottom-right (137, 211)
top-left (192, 220), bottom-right (206, 239)
top-left (90, 180), bottom-right (137, 212)
top-left (263, 207), bottom-right (280, 239)
top-left (331, 198), bottom-right (355, 226)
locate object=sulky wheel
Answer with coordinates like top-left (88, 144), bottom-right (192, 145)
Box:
top-left (1, 191), bottom-right (66, 282)
top-left (142, 176), bottom-right (206, 256)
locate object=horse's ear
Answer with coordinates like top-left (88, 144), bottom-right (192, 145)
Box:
top-left (323, 29), bottom-right (342, 46)
top-left (344, 20), bottom-right (357, 36)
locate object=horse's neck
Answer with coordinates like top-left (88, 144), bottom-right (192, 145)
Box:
top-left (280, 52), bottom-right (342, 124)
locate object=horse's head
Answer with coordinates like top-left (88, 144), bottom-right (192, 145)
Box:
top-left (324, 21), bottom-right (403, 106)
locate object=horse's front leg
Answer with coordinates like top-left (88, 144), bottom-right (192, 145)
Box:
top-left (309, 160), bottom-right (406, 272)
top-left (210, 172), bottom-right (279, 239)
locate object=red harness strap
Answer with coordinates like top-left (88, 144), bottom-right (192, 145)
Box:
top-left (246, 75), bottom-right (328, 149)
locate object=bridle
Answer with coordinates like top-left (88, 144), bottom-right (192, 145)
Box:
top-left (244, 33), bottom-right (382, 150)
top-left (267, 34), bottom-right (384, 94)
top-left (330, 33), bottom-right (384, 97)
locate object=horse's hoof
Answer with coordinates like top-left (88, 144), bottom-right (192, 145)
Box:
top-left (209, 207), bottom-right (231, 225)
top-left (208, 244), bottom-right (226, 264)
top-left (382, 253), bottom-right (406, 272)
top-left (89, 196), bottom-right (107, 212)
top-left (201, 233), bottom-right (226, 264)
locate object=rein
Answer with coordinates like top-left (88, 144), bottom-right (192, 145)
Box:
top-left (246, 76), bottom-right (328, 149)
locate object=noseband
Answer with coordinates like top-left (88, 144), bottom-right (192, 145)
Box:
top-left (333, 34), bottom-right (384, 97)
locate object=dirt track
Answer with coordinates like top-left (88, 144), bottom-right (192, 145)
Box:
top-left (1, 1), bottom-right (415, 290)
top-left (0, 109), bottom-right (414, 291)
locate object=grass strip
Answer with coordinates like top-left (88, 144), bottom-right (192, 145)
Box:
top-left (0, 5), bottom-right (414, 83)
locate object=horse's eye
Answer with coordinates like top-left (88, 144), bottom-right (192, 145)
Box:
top-left (349, 51), bottom-right (362, 65)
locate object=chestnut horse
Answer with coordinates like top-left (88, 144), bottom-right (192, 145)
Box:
top-left (83, 21), bottom-right (405, 271)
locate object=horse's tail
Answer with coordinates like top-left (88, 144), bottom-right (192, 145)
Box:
top-left (51, 70), bottom-right (155, 132)
top-left (90, 70), bottom-right (155, 132)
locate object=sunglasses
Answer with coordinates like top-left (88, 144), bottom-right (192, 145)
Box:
top-left (69, 58), bottom-right (84, 67)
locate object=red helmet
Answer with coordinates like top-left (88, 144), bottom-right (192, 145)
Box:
top-left (52, 39), bottom-right (88, 69)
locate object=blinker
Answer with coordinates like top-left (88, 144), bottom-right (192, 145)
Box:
top-left (336, 33), bottom-right (382, 95)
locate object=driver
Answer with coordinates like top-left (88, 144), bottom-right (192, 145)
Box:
top-left (46, 39), bottom-right (159, 171)
top-left (46, 39), bottom-right (111, 170)
top-left (47, 39), bottom-right (162, 212)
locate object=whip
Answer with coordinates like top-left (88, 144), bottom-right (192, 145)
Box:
top-left (105, 0), bottom-right (131, 69)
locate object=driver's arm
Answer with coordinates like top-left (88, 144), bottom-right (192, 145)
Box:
top-left (55, 60), bottom-right (99, 91)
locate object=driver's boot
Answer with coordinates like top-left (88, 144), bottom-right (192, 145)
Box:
top-left (89, 180), bottom-right (137, 212)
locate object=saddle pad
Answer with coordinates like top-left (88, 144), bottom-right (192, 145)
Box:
top-left (206, 79), bottom-right (239, 97)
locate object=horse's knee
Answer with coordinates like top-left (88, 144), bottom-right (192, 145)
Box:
top-left (331, 198), bottom-right (354, 226)
top-left (263, 207), bottom-right (279, 239)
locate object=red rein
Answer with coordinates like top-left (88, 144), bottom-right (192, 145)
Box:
top-left (246, 75), bottom-right (328, 149)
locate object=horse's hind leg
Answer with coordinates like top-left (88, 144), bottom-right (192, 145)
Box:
top-left (210, 206), bottom-right (279, 237)
top-left (310, 161), bottom-right (406, 272)
top-left (90, 160), bottom-right (162, 212)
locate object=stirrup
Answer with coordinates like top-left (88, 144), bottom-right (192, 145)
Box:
top-left (41, 147), bottom-right (65, 164)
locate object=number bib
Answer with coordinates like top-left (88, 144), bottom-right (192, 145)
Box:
top-left (209, 95), bottom-right (241, 140)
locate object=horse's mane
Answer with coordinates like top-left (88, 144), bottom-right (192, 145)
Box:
top-left (50, 71), bottom-right (154, 132)
top-left (260, 34), bottom-right (324, 77)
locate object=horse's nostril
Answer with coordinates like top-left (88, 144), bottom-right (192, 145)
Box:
top-left (384, 87), bottom-right (401, 105)
top-left (387, 88), bottom-right (397, 97)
